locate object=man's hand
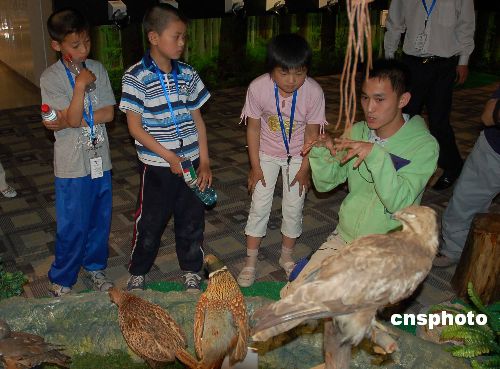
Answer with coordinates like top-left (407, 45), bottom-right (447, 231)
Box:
top-left (334, 138), bottom-right (374, 168)
top-left (456, 65), bottom-right (469, 85)
top-left (196, 162), bottom-right (212, 191)
top-left (290, 168), bottom-right (310, 196)
top-left (248, 167), bottom-right (266, 194)
top-left (301, 133), bottom-right (335, 156)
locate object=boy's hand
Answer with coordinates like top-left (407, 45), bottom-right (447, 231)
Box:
top-left (333, 138), bottom-right (374, 168)
top-left (166, 154), bottom-right (183, 176)
top-left (248, 167), bottom-right (266, 194)
top-left (290, 168), bottom-right (311, 196)
top-left (75, 68), bottom-right (96, 90)
top-left (196, 162), bottom-right (212, 191)
top-left (42, 111), bottom-right (68, 131)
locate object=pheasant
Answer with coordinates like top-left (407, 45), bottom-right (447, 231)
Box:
top-left (0, 319), bottom-right (70, 369)
top-left (108, 287), bottom-right (198, 368)
top-left (193, 254), bottom-right (249, 369)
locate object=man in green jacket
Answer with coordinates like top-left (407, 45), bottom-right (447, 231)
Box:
top-left (282, 59), bottom-right (438, 297)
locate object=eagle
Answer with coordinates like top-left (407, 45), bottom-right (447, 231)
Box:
top-left (251, 205), bottom-right (438, 368)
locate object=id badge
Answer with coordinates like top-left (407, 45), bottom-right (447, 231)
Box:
top-left (414, 33), bottom-right (427, 51)
top-left (90, 157), bottom-right (103, 179)
top-left (180, 159), bottom-right (197, 182)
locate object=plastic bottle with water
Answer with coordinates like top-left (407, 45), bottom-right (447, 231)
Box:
top-left (41, 104), bottom-right (57, 121)
top-left (63, 54), bottom-right (96, 93)
top-left (186, 178), bottom-right (218, 206)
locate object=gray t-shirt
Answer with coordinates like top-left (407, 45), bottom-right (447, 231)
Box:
top-left (40, 59), bottom-right (116, 178)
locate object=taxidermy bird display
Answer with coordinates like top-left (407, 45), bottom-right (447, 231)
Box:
top-left (0, 319), bottom-right (70, 369)
top-left (108, 287), bottom-right (198, 369)
top-left (252, 205), bottom-right (438, 369)
top-left (193, 254), bottom-right (249, 369)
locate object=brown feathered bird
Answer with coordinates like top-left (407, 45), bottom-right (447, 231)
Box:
top-left (193, 254), bottom-right (249, 369)
top-left (0, 319), bottom-right (71, 369)
top-left (108, 287), bottom-right (198, 369)
top-left (251, 205), bottom-right (438, 368)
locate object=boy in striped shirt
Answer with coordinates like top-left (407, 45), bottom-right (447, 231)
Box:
top-left (119, 3), bottom-right (211, 291)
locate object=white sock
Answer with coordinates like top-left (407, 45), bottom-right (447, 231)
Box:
top-left (280, 245), bottom-right (294, 264)
top-left (244, 248), bottom-right (259, 269)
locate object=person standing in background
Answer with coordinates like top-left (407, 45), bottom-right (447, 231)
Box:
top-left (434, 85), bottom-right (500, 267)
top-left (384, 0), bottom-right (475, 190)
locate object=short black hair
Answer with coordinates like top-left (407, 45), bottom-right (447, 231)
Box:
top-left (47, 8), bottom-right (89, 42)
top-left (368, 59), bottom-right (411, 97)
top-left (143, 3), bottom-right (188, 37)
top-left (266, 33), bottom-right (312, 73)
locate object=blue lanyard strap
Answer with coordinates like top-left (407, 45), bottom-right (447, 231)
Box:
top-left (274, 82), bottom-right (297, 162)
top-left (153, 61), bottom-right (184, 149)
top-left (61, 59), bottom-right (95, 143)
top-left (421, 0), bottom-right (437, 19)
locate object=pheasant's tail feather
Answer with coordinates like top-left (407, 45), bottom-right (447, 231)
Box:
top-left (175, 348), bottom-right (200, 369)
top-left (252, 303), bottom-right (331, 341)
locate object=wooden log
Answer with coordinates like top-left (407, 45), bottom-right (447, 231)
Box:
top-left (451, 213), bottom-right (500, 304)
top-left (324, 320), bottom-right (351, 369)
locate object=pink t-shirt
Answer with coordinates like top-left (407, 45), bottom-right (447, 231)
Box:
top-left (241, 73), bottom-right (326, 159)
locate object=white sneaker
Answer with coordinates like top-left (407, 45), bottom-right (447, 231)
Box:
top-left (0, 186), bottom-right (16, 198)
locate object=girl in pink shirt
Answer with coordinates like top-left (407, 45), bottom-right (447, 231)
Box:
top-left (238, 33), bottom-right (326, 287)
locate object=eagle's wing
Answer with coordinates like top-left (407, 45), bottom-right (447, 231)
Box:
top-left (252, 233), bottom-right (432, 341)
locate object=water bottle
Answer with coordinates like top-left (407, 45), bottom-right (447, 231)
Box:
top-left (186, 179), bottom-right (218, 206)
top-left (41, 104), bottom-right (57, 121)
top-left (63, 54), bottom-right (96, 93)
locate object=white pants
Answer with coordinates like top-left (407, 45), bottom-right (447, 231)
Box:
top-left (245, 153), bottom-right (305, 238)
top-left (0, 161), bottom-right (7, 189)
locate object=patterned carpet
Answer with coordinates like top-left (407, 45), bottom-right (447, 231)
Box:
top-left (0, 76), bottom-right (498, 315)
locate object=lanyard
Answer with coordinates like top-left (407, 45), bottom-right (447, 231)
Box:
top-left (274, 82), bottom-right (297, 163)
top-left (61, 59), bottom-right (95, 144)
top-left (421, 0), bottom-right (437, 25)
top-left (153, 61), bottom-right (184, 150)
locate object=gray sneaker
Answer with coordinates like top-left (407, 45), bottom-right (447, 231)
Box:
top-left (49, 283), bottom-right (72, 297)
top-left (182, 272), bottom-right (201, 292)
top-left (127, 275), bottom-right (145, 291)
top-left (88, 270), bottom-right (114, 292)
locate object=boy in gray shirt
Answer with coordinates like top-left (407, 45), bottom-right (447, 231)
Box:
top-left (40, 8), bottom-right (116, 297)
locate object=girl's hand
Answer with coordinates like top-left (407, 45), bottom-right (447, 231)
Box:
top-left (196, 162), bottom-right (212, 191)
top-left (248, 167), bottom-right (266, 194)
top-left (290, 168), bottom-right (311, 196)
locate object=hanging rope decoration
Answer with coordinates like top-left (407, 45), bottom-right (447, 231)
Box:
top-left (336, 0), bottom-right (374, 135)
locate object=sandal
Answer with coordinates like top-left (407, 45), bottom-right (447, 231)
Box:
top-left (279, 257), bottom-right (295, 278)
top-left (237, 266), bottom-right (256, 287)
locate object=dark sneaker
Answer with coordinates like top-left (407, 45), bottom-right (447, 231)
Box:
top-left (49, 283), bottom-right (72, 297)
top-left (88, 270), bottom-right (114, 292)
top-left (127, 275), bottom-right (145, 291)
top-left (182, 272), bottom-right (201, 292)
